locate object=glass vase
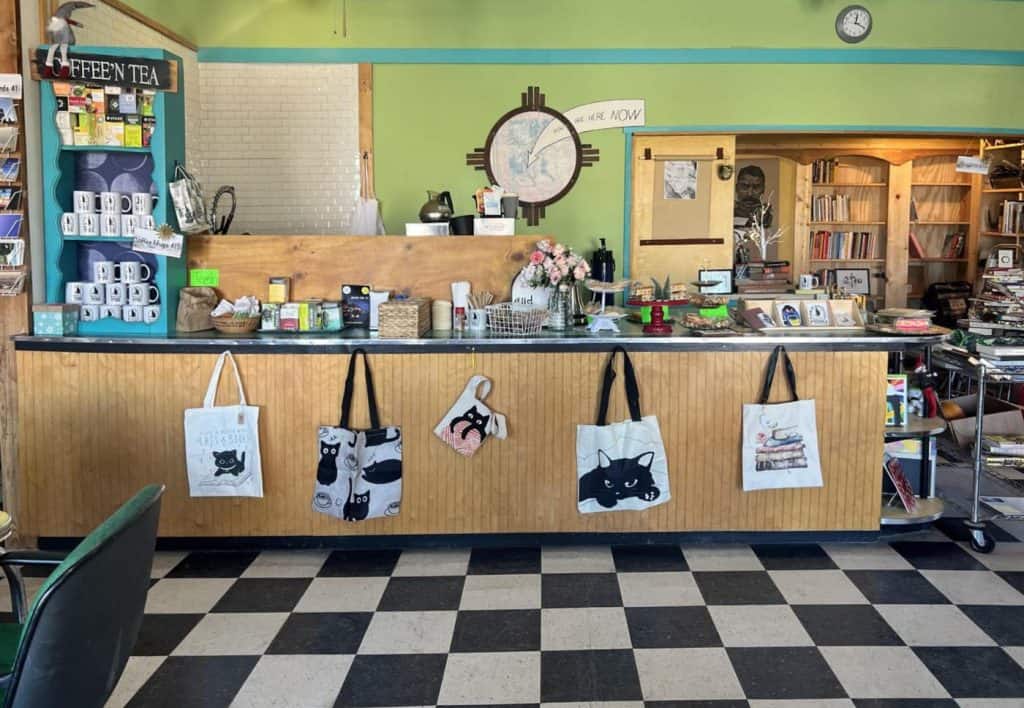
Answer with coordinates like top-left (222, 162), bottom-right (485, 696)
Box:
top-left (547, 285), bottom-right (569, 330)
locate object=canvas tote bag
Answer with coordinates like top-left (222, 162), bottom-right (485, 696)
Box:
top-left (577, 346), bottom-right (670, 513)
top-left (184, 350), bottom-right (264, 497)
top-left (434, 375), bottom-right (508, 457)
top-left (313, 349), bottom-right (402, 522)
top-left (742, 345), bottom-right (824, 491)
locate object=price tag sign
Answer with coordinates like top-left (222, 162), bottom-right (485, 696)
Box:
top-left (132, 228), bottom-right (184, 259)
top-left (0, 74), bottom-right (22, 99)
top-left (956, 155), bottom-right (990, 174)
top-left (189, 268), bottom-right (220, 287)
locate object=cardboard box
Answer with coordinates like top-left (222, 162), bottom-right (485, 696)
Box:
top-left (945, 394), bottom-right (1024, 448)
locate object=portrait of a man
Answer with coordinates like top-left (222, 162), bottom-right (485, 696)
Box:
top-left (734, 164), bottom-right (773, 228)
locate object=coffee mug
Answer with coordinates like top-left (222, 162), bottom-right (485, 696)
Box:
top-left (60, 212), bottom-right (78, 236)
top-left (139, 215), bottom-right (156, 231)
top-left (100, 191), bottom-right (131, 214)
top-left (799, 274), bottom-right (821, 289)
top-left (80, 305), bottom-right (100, 322)
top-left (78, 212), bottom-right (99, 236)
top-left (65, 281), bottom-right (86, 304)
top-left (100, 212), bottom-right (121, 238)
top-left (468, 307), bottom-right (487, 332)
top-left (143, 304), bottom-right (160, 324)
top-left (131, 192), bottom-right (156, 216)
top-left (122, 304), bottom-right (143, 323)
top-left (73, 190), bottom-right (97, 214)
top-left (121, 214), bottom-right (139, 238)
top-left (120, 261), bottom-right (151, 283)
top-left (93, 260), bottom-right (118, 284)
top-left (105, 282), bottom-right (127, 306)
top-left (99, 304), bottom-right (122, 320)
top-left (83, 282), bottom-right (105, 305)
top-left (128, 283), bottom-right (159, 305)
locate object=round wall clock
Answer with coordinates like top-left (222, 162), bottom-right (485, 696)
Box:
top-left (467, 86), bottom-right (599, 226)
top-left (836, 5), bottom-right (872, 43)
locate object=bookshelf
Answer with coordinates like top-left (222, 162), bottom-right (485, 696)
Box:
top-left (978, 140), bottom-right (1023, 268)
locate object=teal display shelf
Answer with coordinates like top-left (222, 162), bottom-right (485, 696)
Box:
top-left (40, 45), bottom-right (186, 336)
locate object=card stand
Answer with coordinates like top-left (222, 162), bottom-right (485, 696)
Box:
top-left (0, 270), bottom-right (26, 296)
top-left (741, 298), bottom-right (865, 333)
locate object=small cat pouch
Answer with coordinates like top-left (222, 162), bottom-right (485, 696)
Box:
top-left (434, 375), bottom-right (508, 457)
top-left (183, 351), bottom-right (264, 498)
top-left (576, 346), bottom-right (670, 513)
top-left (313, 349), bottom-right (402, 522)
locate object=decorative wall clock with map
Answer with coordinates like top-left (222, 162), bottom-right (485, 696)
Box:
top-left (467, 86), bottom-right (600, 226)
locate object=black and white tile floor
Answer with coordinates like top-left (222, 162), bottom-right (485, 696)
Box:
top-left (65, 518), bottom-right (1024, 707)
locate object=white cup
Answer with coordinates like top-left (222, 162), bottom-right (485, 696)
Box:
top-left (100, 191), bottom-right (131, 214)
top-left (122, 304), bottom-right (143, 322)
top-left (131, 192), bottom-right (155, 215)
top-left (105, 282), bottom-right (127, 305)
top-left (93, 260), bottom-right (118, 284)
top-left (78, 212), bottom-right (99, 237)
top-left (140, 215), bottom-right (156, 231)
top-left (100, 212), bottom-right (121, 237)
top-left (128, 283), bottom-right (159, 305)
top-left (80, 304), bottom-right (99, 322)
top-left (143, 304), bottom-right (160, 324)
top-left (83, 282), bottom-right (105, 305)
top-left (65, 281), bottom-right (86, 304)
top-left (100, 304), bottom-right (122, 320)
top-left (121, 214), bottom-right (139, 238)
top-left (60, 212), bottom-right (78, 236)
top-left (119, 261), bottom-right (151, 283)
top-left (73, 190), bottom-right (97, 214)
top-left (799, 274), bottom-right (821, 290)
top-left (468, 307), bottom-right (487, 332)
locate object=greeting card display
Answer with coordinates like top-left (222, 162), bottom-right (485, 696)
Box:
top-left (183, 351), bottom-right (263, 497)
top-left (313, 349), bottom-right (402, 522)
top-left (435, 375), bottom-right (508, 457)
top-left (577, 347), bottom-right (670, 513)
top-left (742, 346), bottom-right (823, 491)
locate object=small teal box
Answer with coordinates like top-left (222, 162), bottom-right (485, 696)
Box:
top-left (33, 304), bottom-right (79, 336)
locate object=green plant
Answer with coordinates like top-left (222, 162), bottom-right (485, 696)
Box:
top-left (650, 275), bottom-right (672, 300)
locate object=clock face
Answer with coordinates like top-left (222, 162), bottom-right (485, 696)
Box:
top-left (836, 5), bottom-right (872, 43)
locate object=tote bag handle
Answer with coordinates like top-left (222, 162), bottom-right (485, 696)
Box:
top-left (596, 346), bottom-right (643, 425)
top-left (340, 348), bottom-right (381, 429)
top-left (203, 350), bottom-right (247, 408)
top-left (758, 345), bottom-right (800, 404)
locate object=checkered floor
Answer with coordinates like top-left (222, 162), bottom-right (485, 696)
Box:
top-left (74, 519), bottom-right (1024, 707)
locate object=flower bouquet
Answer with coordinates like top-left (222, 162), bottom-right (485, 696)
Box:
top-left (524, 240), bottom-right (591, 329)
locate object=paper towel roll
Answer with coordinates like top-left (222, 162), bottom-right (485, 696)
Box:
top-left (433, 299), bottom-right (452, 330)
top-left (450, 281), bottom-right (471, 309)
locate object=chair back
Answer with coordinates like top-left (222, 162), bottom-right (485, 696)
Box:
top-left (5, 485), bottom-right (163, 708)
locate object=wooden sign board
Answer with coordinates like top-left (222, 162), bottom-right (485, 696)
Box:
top-left (31, 50), bottom-right (178, 93)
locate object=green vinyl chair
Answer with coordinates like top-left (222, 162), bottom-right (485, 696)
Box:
top-left (0, 485), bottom-right (163, 708)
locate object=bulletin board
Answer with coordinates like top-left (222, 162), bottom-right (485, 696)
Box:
top-left (650, 159), bottom-right (714, 240)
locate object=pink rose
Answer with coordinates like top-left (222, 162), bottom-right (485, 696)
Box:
top-left (530, 251), bottom-right (544, 266)
top-left (574, 265), bottom-right (587, 280)
top-left (560, 262), bottom-right (570, 275)
top-left (549, 269), bottom-right (562, 284)
top-left (537, 239), bottom-right (552, 253)
top-left (553, 244), bottom-right (567, 257)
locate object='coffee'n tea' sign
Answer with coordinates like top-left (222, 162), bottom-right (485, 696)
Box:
top-left (32, 50), bottom-right (178, 93)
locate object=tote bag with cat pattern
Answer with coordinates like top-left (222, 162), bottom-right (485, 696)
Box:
top-left (184, 350), bottom-right (264, 498)
top-left (313, 349), bottom-right (402, 522)
top-left (576, 347), bottom-right (670, 514)
top-left (434, 375), bottom-right (508, 457)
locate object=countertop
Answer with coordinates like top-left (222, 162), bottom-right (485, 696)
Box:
top-left (14, 322), bottom-right (946, 354)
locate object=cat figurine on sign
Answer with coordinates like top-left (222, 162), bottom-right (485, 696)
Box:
top-left (578, 450), bottom-right (660, 509)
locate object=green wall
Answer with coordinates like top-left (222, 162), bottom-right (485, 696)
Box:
top-left (124, 0), bottom-right (1024, 264)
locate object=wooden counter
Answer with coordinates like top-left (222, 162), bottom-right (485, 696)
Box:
top-left (11, 330), bottom-right (927, 541)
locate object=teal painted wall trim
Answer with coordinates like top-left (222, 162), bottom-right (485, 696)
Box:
top-left (197, 47), bottom-right (1024, 66)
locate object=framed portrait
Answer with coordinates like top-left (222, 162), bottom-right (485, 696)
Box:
top-left (698, 268), bottom-right (733, 294)
top-left (835, 267), bottom-right (871, 295)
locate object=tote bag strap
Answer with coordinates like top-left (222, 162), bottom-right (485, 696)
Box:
top-left (758, 345), bottom-right (800, 404)
top-left (464, 375), bottom-right (491, 401)
top-left (596, 346), bottom-right (643, 425)
top-left (203, 350), bottom-right (247, 408)
top-left (340, 348), bottom-right (381, 429)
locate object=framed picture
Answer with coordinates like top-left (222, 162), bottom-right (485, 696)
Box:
top-left (698, 268), bottom-right (732, 294)
top-left (803, 301), bottom-right (830, 326)
top-left (835, 268), bottom-right (871, 295)
top-left (774, 301), bottom-right (803, 327)
top-left (997, 248), bottom-right (1015, 268)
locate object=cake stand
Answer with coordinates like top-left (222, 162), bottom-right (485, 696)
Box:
top-left (626, 298), bottom-right (689, 335)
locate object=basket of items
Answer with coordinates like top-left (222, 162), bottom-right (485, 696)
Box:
top-left (211, 314), bottom-right (261, 334)
top-left (486, 303), bottom-right (547, 336)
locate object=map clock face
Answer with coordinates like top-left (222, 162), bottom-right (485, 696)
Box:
top-left (468, 86), bottom-right (599, 225)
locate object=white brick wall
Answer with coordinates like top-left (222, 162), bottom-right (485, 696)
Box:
top-left (196, 63), bottom-right (361, 234)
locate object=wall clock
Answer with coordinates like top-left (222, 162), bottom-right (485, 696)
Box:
top-left (467, 86), bottom-right (599, 226)
top-left (836, 5), bottom-right (872, 43)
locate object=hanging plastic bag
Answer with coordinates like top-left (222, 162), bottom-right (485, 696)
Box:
top-left (349, 152), bottom-right (385, 236)
top-left (169, 164), bottom-right (210, 235)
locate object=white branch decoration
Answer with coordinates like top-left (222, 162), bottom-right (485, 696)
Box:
top-left (736, 192), bottom-right (786, 262)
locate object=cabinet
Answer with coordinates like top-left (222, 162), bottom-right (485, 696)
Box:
top-left (39, 46), bottom-right (185, 335)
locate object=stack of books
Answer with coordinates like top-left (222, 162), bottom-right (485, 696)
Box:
top-left (812, 194), bottom-right (851, 222)
top-left (1000, 201), bottom-right (1024, 235)
top-left (968, 267), bottom-right (1024, 335)
top-left (811, 159), bottom-right (839, 184)
top-left (973, 342), bottom-right (1024, 374)
top-left (874, 308), bottom-right (934, 333)
top-left (982, 435), bottom-right (1024, 467)
top-left (736, 260), bottom-right (791, 294)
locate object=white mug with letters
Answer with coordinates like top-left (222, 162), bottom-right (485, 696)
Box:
top-left (80, 305), bottom-right (100, 322)
top-left (122, 305), bottom-right (143, 323)
top-left (799, 274), bottom-right (821, 290)
top-left (100, 191), bottom-right (131, 214)
top-left (100, 304), bottom-right (122, 320)
top-left (128, 283), bottom-right (159, 305)
top-left (121, 214), bottom-right (139, 238)
top-left (119, 261), bottom-right (151, 283)
top-left (83, 283), bottom-right (105, 305)
top-left (100, 212), bottom-right (121, 238)
top-left (73, 190), bottom-right (97, 214)
top-left (140, 215), bottom-right (156, 231)
top-left (60, 212), bottom-right (78, 236)
top-left (93, 260), bottom-right (118, 284)
top-left (143, 304), bottom-right (160, 324)
top-left (65, 281), bottom-right (86, 304)
top-left (131, 192), bottom-right (156, 216)
top-left (105, 282), bottom-right (127, 306)
top-left (78, 212), bottom-right (99, 237)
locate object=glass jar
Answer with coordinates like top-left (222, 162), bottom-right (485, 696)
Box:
top-left (547, 285), bottom-right (569, 330)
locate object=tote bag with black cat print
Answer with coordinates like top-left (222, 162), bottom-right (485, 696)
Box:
top-left (184, 350), bottom-right (264, 498)
top-left (313, 349), bottom-right (402, 522)
top-left (577, 347), bottom-right (670, 513)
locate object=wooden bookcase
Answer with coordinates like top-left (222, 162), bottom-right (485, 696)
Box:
top-left (978, 140), bottom-right (1024, 267)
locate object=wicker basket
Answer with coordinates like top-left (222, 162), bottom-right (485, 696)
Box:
top-left (378, 297), bottom-right (431, 338)
top-left (211, 314), bottom-right (261, 334)
top-left (486, 303), bottom-right (547, 336)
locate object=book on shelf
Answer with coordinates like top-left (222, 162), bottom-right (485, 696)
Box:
top-left (942, 231), bottom-right (966, 259)
top-left (811, 193), bottom-right (851, 222)
top-left (809, 230), bottom-right (877, 260)
top-left (909, 231), bottom-right (925, 258)
top-left (909, 197), bottom-right (919, 223)
top-left (982, 434), bottom-right (1024, 456)
top-left (811, 158), bottom-right (839, 184)
top-left (1001, 201), bottom-right (1024, 235)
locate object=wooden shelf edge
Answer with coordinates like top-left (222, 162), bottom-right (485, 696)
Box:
top-left (808, 221), bottom-right (887, 226)
top-left (811, 182), bottom-right (888, 187)
top-left (912, 182), bottom-right (971, 187)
